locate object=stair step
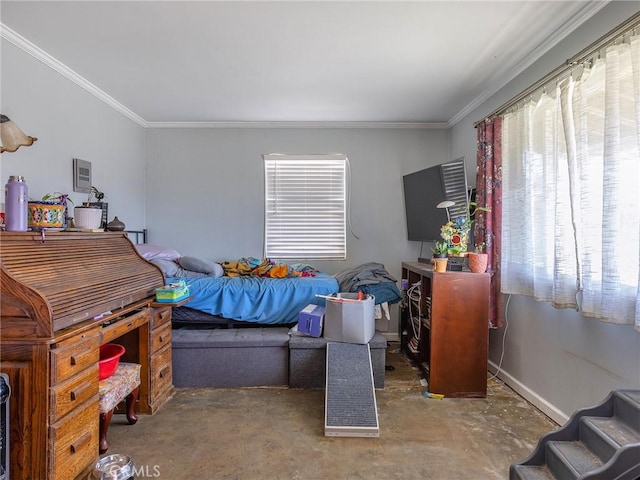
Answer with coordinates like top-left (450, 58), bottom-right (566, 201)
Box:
top-left (510, 465), bottom-right (555, 480)
top-left (615, 390), bottom-right (640, 432)
top-left (510, 390), bottom-right (640, 480)
top-left (581, 415), bottom-right (640, 462)
top-left (547, 441), bottom-right (603, 479)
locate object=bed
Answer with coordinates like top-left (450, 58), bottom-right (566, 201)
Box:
top-left (169, 273), bottom-right (339, 326)
top-left (134, 244), bottom-right (340, 327)
top-left (135, 244), bottom-right (401, 329)
top-left (133, 243), bottom-right (399, 388)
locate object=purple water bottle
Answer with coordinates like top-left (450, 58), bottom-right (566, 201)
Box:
top-left (5, 175), bottom-right (28, 231)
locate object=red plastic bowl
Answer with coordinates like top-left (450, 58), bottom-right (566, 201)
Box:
top-left (99, 343), bottom-right (126, 380)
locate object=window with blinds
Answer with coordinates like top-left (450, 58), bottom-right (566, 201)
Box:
top-left (263, 154), bottom-right (347, 260)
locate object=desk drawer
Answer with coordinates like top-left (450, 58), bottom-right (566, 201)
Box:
top-left (151, 345), bottom-right (172, 400)
top-left (51, 333), bottom-right (100, 384)
top-left (50, 399), bottom-right (99, 480)
top-left (101, 308), bottom-right (150, 345)
top-left (151, 322), bottom-right (172, 354)
top-left (151, 306), bottom-right (172, 329)
top-left (50, 364), bottom-right (99, 423)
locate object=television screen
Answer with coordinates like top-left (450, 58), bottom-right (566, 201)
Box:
top-left (402, 158), bottom-right (469, 242)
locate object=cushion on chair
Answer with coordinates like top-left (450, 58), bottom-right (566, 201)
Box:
top-left (98, 362), bottom-right (141, 414)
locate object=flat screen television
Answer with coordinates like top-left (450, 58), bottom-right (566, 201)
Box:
top-left (402, 158), bottom-right (469, 242)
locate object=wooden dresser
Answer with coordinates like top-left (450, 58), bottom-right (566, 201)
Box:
top-left (0, 231), bottom-right (174, 480)
top-left (400, 261), bottom-right (490, 398)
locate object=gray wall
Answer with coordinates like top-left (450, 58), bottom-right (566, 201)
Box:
top-left (0, 41), bottom-right (147, 228)
top-left (145, 127), bottom-right (448, 272)
top-left (449, 1), bottom-right (640, 423)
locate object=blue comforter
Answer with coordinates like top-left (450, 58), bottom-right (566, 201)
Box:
top-left (168, 273), bottom-right (339, 325)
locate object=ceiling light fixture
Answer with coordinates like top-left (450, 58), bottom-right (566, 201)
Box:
top-left (0, 114), bottom-right (37, 153)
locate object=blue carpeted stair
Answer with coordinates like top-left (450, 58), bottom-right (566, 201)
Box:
top-left (510, 390), bottom-right (640, 480)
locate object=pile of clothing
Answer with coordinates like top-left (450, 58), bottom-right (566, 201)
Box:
top-left (221, 257), bottom-right (319, 278)
top-left (334, 262), bottom-right (403, 321)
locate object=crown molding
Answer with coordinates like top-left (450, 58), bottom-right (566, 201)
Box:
top-left (145, 121), bottom-right (448, 129)
top-left (1, 23), bottom-right (148, 128)
top-left (448, 0), bottom-right (609, 127)
top-left (1, 22), bottom-right (445, 130)
top-left (1, 22), bottom-right (445, 131)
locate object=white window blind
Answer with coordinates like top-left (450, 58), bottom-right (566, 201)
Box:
top-left (263, 154), bottom-right (347, 260)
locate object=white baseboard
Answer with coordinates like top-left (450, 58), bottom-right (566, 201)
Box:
top-left (488, 360), bottom-right (569, 426)
top-left (382, 332), bottom-right (400, 342)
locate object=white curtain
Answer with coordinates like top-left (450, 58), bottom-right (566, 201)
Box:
top-left (502, 34), bottom-right (640, 331)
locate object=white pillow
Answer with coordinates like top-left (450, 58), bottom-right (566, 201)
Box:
top-left (136, 244), bottom-right (181, 261)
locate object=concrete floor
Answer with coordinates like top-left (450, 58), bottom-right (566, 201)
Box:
top-left (106, 342), bottom-right (558, 479)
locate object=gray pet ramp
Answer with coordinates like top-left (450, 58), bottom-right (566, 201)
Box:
top-left (324, 342), bottom-right (379, 437)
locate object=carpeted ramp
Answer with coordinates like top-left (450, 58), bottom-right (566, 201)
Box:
top-left (324, 342), bottom-right (379, 437)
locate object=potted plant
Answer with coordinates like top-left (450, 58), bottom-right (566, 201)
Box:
top-left (432, 241), bottom-right (448, 258)
top-left (27, 192), bottom-right (73, 229)
top-left (467, 242), bottom-right (489, 273)
top-left (74, 185), bottom-right (105, 229)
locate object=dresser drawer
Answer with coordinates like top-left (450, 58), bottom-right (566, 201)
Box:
top-left (151, 306), bottom-right (172, 329)
top-left (151, 345), bottom-right (172, 399)
top-left (51, 333), bottom-right (100, 384)
top-left (151, 321), bottom-right (172, 354)
top-left (50, 363), bottom-right (99, 423)
top-left (49, 399), bottom-right (99, 480)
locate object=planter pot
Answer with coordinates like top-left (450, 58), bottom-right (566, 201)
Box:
top-left (27, 201), bottom-right (67, 229)
top-left (74, 206), bottom-right (103, 229)
top-left (434, 257), bottom-right (448, 273)
top-left (468, 253), bottom-right (488, 273)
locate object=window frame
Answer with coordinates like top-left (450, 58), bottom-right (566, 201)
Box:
top-left (263, 153), bottom-right (347, 260)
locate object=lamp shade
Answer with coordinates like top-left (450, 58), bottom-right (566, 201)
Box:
top-left (0, 115), bottom-right (37, 153)
top-left (436, 200), bottom-right (456, 209)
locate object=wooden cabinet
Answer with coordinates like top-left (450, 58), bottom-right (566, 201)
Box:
top-left (400, 261), bottom-right (490, 398)
top-left (0, 231), bottom-right (172, 479)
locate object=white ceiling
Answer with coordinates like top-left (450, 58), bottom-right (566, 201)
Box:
top-left (0, 1), bottom-right (608, 127)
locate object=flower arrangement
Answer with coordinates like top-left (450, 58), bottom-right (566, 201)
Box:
top-left (438, 202), bottom-right (491, 256)
top-left (439, 216), bottom-right (472, 256)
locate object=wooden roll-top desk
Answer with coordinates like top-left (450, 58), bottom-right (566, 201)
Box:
top-left (0, 231), bottom-right (174, 479)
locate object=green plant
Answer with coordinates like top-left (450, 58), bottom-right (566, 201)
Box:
top-left (39, 192), bottom-right (74, 205)
top-left (87, 186), bottom-right (105, 203)
top-left (474, 242), bottom-right (486, 253)
top-left (432, 241), bottom-right (448, 256)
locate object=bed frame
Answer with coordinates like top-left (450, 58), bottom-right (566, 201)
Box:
top-left (171, 306), bottom-right (292, 329)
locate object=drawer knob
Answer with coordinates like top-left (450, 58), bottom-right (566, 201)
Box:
top-left (70, 355), bottom-right (77, 366)
top-left (70, 383), bottom-right (91, 401)
top-left (159, 365), bottom-right (170, 379)
top-left (70, 432), bottom-right (91, 454)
